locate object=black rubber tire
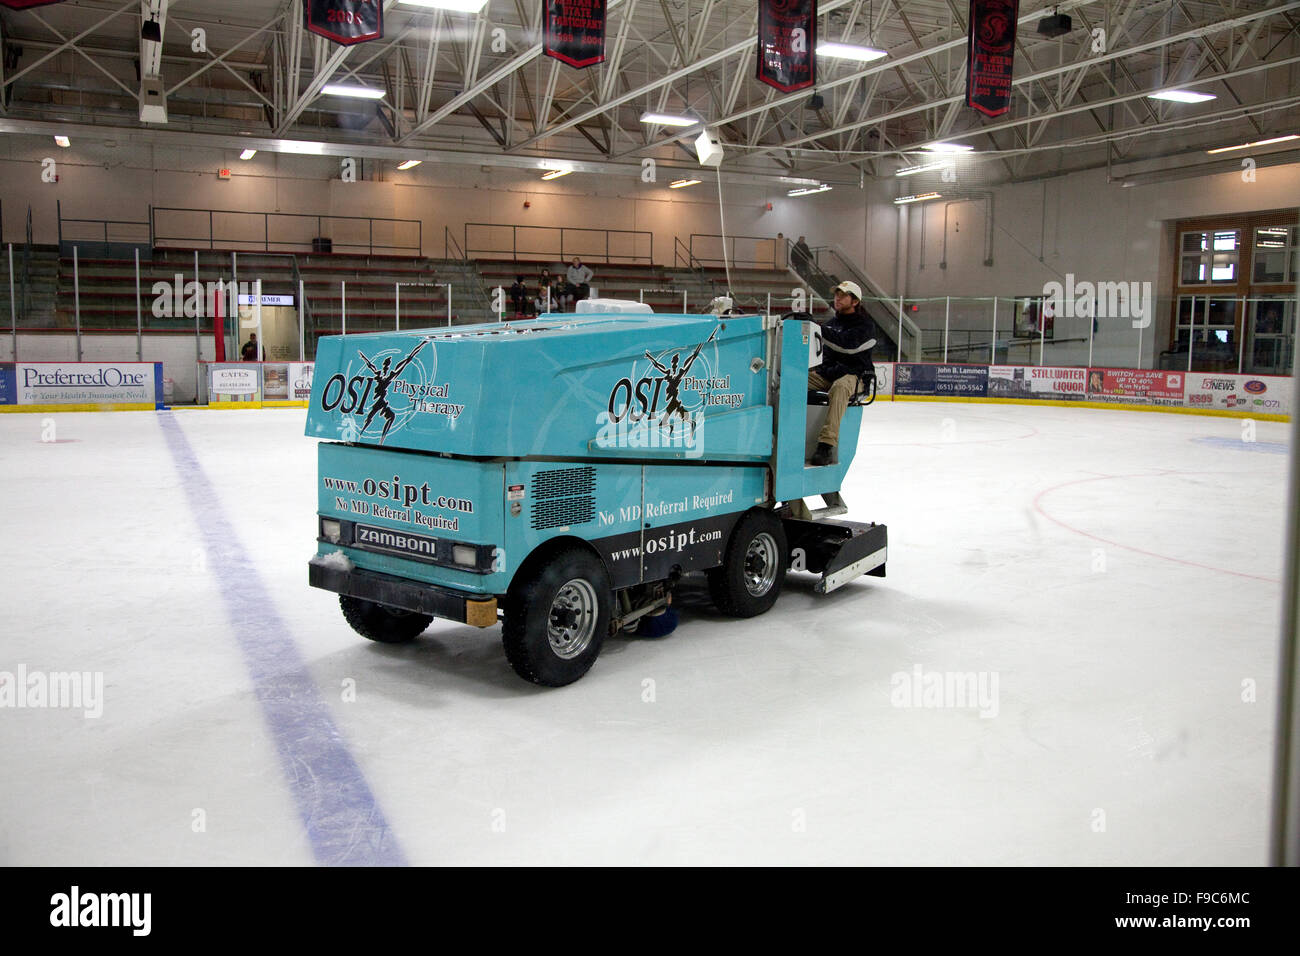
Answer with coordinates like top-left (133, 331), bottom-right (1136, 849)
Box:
top-left (502, 547), bottom-right (611, 687)
top-left (339, 595), bottom-right (433, 644)
top-left (707, 509), bottom-right (788, 618)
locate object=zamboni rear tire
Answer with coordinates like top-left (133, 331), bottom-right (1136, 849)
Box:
top-left (707, 509), bottom-right (788, 617)
top-left (340, 595), bottom-right (433, 643)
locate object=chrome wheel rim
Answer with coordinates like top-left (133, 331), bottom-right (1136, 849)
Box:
top-left (547, 578), bottom-right (599, 659)
top-left (744, 532), bottom-right (780, 597)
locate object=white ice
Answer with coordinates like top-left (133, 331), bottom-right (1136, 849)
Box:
top-left (0, 401), bottom-right (1288, 865)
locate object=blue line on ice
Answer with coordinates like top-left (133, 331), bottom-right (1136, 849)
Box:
top-left (158, 412), bottom-right (407, 867)
top-left (1191, 437), bottom-right (1288, 454)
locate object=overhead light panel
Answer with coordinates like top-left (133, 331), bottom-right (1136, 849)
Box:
top-left (640, 111), bottom-right (698, 127)
top-left (1207, 134), bottom-right (1299, 154)
top-left (923, 142), bottom-right (974, 153)
top-left (321, 83), bottom-right (386, 100)
top-left (1148, 90), bottom-right (1216, 103)
top-left (239, 148), bottom-right (257, 160)
top-left (816, 42), bottom-right (887, 62)
top-left (54, 136), bottom-right (70, 148)
top-left (273, 140), bottom-right (329, 155)
top-left (396, 159), bottom-right (422, 170)
top-left (669, 179), bottom-right (701, 189)
top-left (894, 192), bottom-right (942, 205)
top-left (895, 161), bottom-right (952, 177)
top-left (398, 0), bottom-right (489, 10)
top-left (788, 184), bottom-right (832, 197)
top-left (778, 176), bottom-right (820, 186)
top-left (541, 168), bottom-right (573, 180)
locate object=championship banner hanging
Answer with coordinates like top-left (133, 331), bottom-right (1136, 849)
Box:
top-left (966, 0), bottom-right (1019, 117)
top-left (544, 0), bottom-right (607, 69)
top-left (0, 1), bottom-right (68, 9)
top-left (756, 0), bottom-right (816, 93)
top-left (304, 0), bottom-right (383, 46)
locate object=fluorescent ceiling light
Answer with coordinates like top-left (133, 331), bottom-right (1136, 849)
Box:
top-left (541, 168), bottom-right (573, 180)
top-left (896, 161), bottom-right (951, 176)
top-left (669, 179), bottom-right (701, 189)
top-left (239, 148), bottom-right (257, 160)
top-left (54, 135), bottom-right (70, 148)
top-left (321, 83), bottom-right (386, 100)
top-left (923, 142), bottom-right (973, 153)
top-left (778, 176), bottom-right (820, 186)
top-left (816, 41), bottom-right (887, 62)
top-left (640, 111), bottom-right (698, 127)
top-left (396, 159), bottom-right (422, 170)
top-left (1148, 89), bottom-right (1216, 103)
top-left (399, 0), bottom-right (489, 10)
top-left (788, 184), bottom-right (832, 197)
top-left (273, 140), bottom-right (329, 155)
top-left (894, 192), bottom-right (942, 205)
top-left (1206, 134), bottom-right (1299, 154)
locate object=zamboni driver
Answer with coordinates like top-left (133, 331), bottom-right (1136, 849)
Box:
top-left (808, 280), bottom-right (875, 466)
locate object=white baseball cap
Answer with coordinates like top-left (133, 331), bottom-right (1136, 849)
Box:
top-left (833, 280), bottom-right (863, 301)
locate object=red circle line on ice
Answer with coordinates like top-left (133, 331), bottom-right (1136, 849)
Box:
top-left (1033, 471), bottom-right (1278, 584)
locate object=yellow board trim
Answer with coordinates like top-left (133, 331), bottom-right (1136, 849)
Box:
top-left (888, 394), bottom-right (1289, 422)
top-left (202, 400), bottom-right (309, 410)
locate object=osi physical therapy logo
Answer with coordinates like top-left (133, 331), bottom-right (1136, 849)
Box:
top-left (319, 340), bottom-right (450, 445)
top-left (605, 324), bottom-right (738, 439)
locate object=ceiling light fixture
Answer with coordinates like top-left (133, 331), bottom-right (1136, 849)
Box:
top-left (541, 168), bottom-right (573, 180)
top-left (778, 176), bottom-right (820, 186)
top-left (273, 140), bottom-right (330, 155)
top-left (816, 41), bottom-right (887, 62)
top-left (788, 184), bottom-right (832, 197)
top-left (922, 142), bottom-right (974, 153)
top-left (1148, 89), bottom-right (1216, 103)
top-left (239, 148), bottom-right (257, 160)
top-left (894, 192), bottom-right (942, 205)
top-left (1206, 134), bottom-right (1299, 154)
top-left (54, 135), bottom-right (70, 148)
top-left (399, 0), bottom-right (489, 10)
top-left (895, 161), bottom-right (952, 177)
top-left (669, 179), bottom-right (701, 189)
top-left (396, 159), bottom-right (422, 170)
top-left (640, 111), bottom-right (698, 127)
top-left (321, 83), bottom-right (386, 100)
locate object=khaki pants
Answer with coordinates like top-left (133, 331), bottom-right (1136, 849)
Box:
top-left (807, 370), bottom-right (857, 447)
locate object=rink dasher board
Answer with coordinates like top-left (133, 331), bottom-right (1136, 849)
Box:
top-left (889, 394), bottom-right (1290, 422)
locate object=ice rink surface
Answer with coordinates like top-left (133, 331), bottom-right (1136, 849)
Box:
top-left (0, 400), bottom-right (1289, 866)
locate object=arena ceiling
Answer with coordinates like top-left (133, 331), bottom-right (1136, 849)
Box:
top-left (1, 0), bottom-right (1298, 187)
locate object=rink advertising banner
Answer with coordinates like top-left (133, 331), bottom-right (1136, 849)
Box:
top-left (872, 362), bottom-right (894, 399)
top-left (263, 364), bottom-right (290, 401)
top-left (290, 362), bottom-right (315, 401)
top-left (1087, 368), bottom-right (1184, 406)
top-left (988, 366), bottom-right (1086, 400)
top-left (0, 364), bottom-right (14, 405)
top-left (14, 362), bottom-right (162, 408)
top-left (895, 363), bottom-right (988, 397)
top-left (208, 364), bottom-right (261, 403)
top-left (544, 0), bottom-right (607, 69)
top-left (966, 0), bottom-right (1019, 117)
top-left (1184, 373), bottom-right (1292, 415)
top-left (304, 0), bottom-right (383, 46)
top-left (756, 0), bottom-right (816, 93)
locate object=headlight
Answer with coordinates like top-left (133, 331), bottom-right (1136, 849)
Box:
top-left (321, 518), bottom-right (342, 543)
top-left (452, 545), bottom-right (478, 567)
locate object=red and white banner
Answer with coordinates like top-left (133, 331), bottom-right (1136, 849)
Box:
top-left (1087, 369), bottom-right (1185, 406)
top-left (988, 365), bottom-right (1087, 400)
top-left (0, 1), bottom-right (68, 9)
top-left (966, 0), bottom-right (1019, 117)
top-left (756, 0), bottom-right (816, 93)
top-left (544, 0), bottom-right (607, 69)
top-left (304, 0), bottom-right (383, 46)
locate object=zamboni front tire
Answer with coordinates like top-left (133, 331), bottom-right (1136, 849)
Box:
top-left (339, 595), bottom-right (433, 644)
top-left (502, 547), bottom-right (612, 686)
top-left (707, 509), bottom-right (788, 617)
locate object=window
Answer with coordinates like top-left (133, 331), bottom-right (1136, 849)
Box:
top-left (1252, 226), bottom-right (1299, 284)
top-left (1180, 230), bottom-right (1240, 285)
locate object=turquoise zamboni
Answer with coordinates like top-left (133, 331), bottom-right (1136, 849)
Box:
top-left (306, 300), bottom-right (887, 686)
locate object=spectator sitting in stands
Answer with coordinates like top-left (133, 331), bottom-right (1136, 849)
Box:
top-left (508, 275), bottom-right (532, 317)
top-left (535, 269), bottom-right (554, 314)
top-left (566, 257), bottom-right (593, 307)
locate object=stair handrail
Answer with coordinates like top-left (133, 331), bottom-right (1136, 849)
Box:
top-left (806, 243), bottom-right (924, 362)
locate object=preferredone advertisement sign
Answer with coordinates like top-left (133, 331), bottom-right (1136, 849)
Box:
top-left (13, 362), bottom-right (162, 408)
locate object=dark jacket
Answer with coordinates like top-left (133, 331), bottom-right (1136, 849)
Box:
top-left (817, 305), bottom-right (874, 381)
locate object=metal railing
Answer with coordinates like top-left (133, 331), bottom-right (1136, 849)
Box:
top-left (444, 225), bottom-right (467, 261)
top-left (464, 223), bottom-right (653, 264)
top-left (57, 201), bottom-right (151, 258)
top-left (152, 207), bottom-right (422, 256)
top-left (685, 233), bottom-right (789, 270)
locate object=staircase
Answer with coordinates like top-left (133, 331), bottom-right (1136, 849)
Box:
top-left (1, 245), bottom-right (59, 332)
top-left (797, 244), bottom-right (922, 362)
